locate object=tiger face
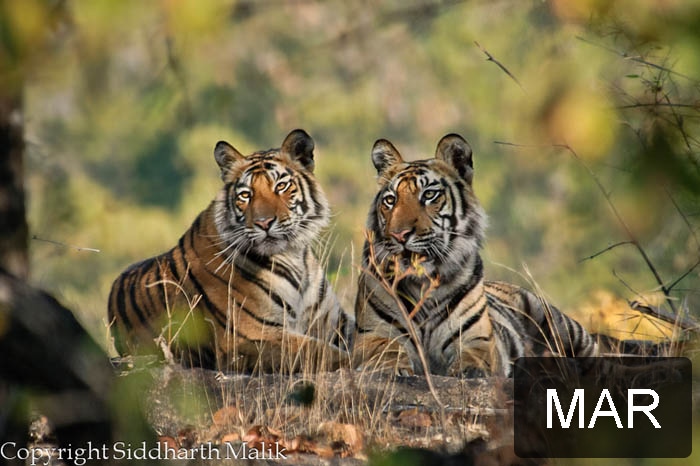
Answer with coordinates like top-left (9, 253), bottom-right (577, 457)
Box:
top-left (213, 129), bottom-right (329, 256)
top-left (367, 134), bottom-right (486, 278)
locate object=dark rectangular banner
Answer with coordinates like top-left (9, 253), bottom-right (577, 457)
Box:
top-left (513, 357), bottom-right (692, 458)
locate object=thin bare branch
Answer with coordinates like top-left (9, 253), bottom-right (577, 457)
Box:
top-left (579, 241), bottom-right (634, 263)
top-left (566, 143), bottom-right (678, 313)
top-left (494, 140), bottom-right (568, 150)
top-left (474, 41), bottom-right (525, 93)
top-left (612, 269), bottom-right (645, 301)
top-left (32, 234), bottom-right (101, 253)
top-left (576, 35), bottom-right (698, 84)
top-left (363, 233), bottom-right (445, 412)
top-left (616, 102), bottom-right (700, 110)
top-left (494, 141), bottom-right (676, 313)
top-left (498, 140), bottom-right (680, 315)
top-left (666, 188), bottom-right (700, 250)
top-left (629, 300), bottom-right (699, 331)
top-left (407, 269), bottom-right (439, 320)
top-left (665, 257), bottom-right (700, 293)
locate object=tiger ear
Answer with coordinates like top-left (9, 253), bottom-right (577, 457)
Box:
top-left (435, 133), bottom-right (473, 184)
top-left (371, 139), bottom-right (403, 178)
top-left (214, 141), bottom-right (245, 177)
top-left (281, 129), bottom-right (315, 172)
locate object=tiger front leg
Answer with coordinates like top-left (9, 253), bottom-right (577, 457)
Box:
top-left (447, 337), bottom-right (502, 378)
top-left (352, 333), bottom-right (415, 376)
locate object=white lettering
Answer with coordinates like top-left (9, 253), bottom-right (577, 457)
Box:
top-left (588, 389), bottom-right (623, 428)
top-left (112, 442), bottom-right (126, 460)
top-left (547, 388), bottom-right (585, 428)
top-left (226, 442), bottom-right (245, 459)
top-left (15, 447), bottom-right (29, 461)
top-left (1, 442), bottom-right (17, 460)
top-left (628, 389), bottom-right (660, 428)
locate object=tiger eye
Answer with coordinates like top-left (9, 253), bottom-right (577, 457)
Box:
top-left (275, 181), bottom-right (290, 193)
top-left (422, 189), bottom-right (441, 202)
top-left (382, 194), bottom-right (396, 208)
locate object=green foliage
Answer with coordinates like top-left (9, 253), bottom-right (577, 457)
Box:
top-left (7, 0), bottom-right (699, 346)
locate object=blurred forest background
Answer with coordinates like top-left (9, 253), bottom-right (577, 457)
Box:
top-left (3, 0), bottom-right (700, 351)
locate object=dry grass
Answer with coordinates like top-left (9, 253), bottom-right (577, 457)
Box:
top-left (109, 269), bottom-right (506, 460)
top-left (106, 237), bottom-right (500, 460)
top-left (108, 234), bottom-right (697, 462)
top-left (141, 365), bottom-right (509, 460)
top-left (572, 290), bottom-right (686, 342)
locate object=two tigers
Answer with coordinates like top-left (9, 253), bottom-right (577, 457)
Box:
top-left (109, 130), bottom-right (599, 376)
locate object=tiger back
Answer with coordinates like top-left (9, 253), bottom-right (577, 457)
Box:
top-left (108, 129), bottom-right (354, 373)
top-left (353, 134), bottom-right (598, 377)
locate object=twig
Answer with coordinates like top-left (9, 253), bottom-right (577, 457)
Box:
top-left (616, 102), bottom-right (700, 110)
top-left (665, 257), bottom-right (700, 293)
top-left (562, 144), bottom-right (678, 314)
top-left (494, 141), bottom-right (677, 314)
top-left (474, 41), bottom-right (525, 93)
top-left (31, 235), bottom-right (101, 253)
top-left (629, 300), bottom-right (699, 331)
top-left (612, 269), bottom-right (645, 302)
top-left (661, 93), bottom-right (700, 177)
top-left (363, 234), bottom-right (446, 419)
top-left (579, 241), bottom-right (634, 262)
top-left (576, 35), bottom-right (698, 83)
top-left (497, 140), bottom-right (679, 314)
top-left (382, 404), bottom-right (509, 416)
top-left (666, 188), bottom-right (700, 250)
top-left (406, 264), bottom-right (439, 320)
top-left (494, 140), bottom-right (567, 150)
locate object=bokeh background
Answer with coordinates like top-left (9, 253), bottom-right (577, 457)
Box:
top-left (4, 0), bottom-right (700, 351)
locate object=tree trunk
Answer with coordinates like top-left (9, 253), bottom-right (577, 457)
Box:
top-left (0, 85), bottom-right (28, 280)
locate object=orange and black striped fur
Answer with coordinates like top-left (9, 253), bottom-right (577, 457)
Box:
top-left (353, 134), bottom-right (598, 377)
top-left (108, 130), bottom-right (354, 372)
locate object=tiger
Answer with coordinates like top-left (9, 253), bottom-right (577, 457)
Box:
top-left (108, 129), bottom-right (354, 373)
top-left (353, 133), bottom-right (599, 377)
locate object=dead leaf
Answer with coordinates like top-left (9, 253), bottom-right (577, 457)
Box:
top-left (285, 435), bottom-right (317, 454)
top-left (397, 408), bottom-right (432, 428)
top-left (177, 425), bottom-right (198, 449)
top-left (311, 444), bottom-right (335, 458)
top-left (318, 422), bottom-right (364, 455)
top-left (221, 432), bottom-right (241, 444)
top-left (212, 405), bottom-right (239, 426)
top-left (242, 425), bottom-right (283, 452)
top-left (158, 436), bottom-right (178, 450)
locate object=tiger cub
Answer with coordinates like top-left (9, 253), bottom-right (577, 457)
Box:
top-left (353, 134), bottom-right (598, 377)
top-left (109, 129), bottom-right (354, 372)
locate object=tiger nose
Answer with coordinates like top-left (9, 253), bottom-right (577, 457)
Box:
top-left (389, 228), bottom-right (412, 244)
top-left (254, 216), bottom-right (275, 231)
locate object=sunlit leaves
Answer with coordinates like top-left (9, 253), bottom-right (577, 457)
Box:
top-left (543, 87), bottom-right (617, 161)
top-left (0, 0), bottom-right (48, 60)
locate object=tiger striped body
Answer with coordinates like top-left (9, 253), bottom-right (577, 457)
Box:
top-left (109, 130), bottom-right (353, 372)
top-left (354, 134), bottom-right (597, 377)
